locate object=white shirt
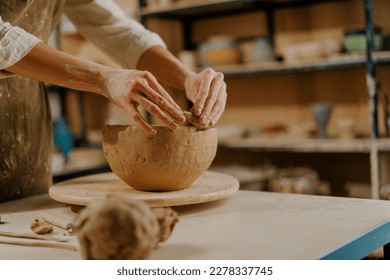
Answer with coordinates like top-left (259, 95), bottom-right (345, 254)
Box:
top-left (0, 0), bottom-right (166, 71)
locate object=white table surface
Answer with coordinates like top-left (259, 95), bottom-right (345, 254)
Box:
top-left (0, 190), bottom-right (390, 260)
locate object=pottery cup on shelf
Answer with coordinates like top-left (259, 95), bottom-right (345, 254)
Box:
top-left (102, 125), bottom-right (218, 191)
top-left (311, 102), bottom-right (333, 139)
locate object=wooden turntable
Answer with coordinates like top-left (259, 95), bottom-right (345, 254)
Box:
top-left (49, 171), bottom-right (239, 207)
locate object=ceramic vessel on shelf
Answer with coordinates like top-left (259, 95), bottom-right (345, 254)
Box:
top-left (268, 167), bottom-right (319, 195)
top-left (198, 35), bottom-right (241, 67)
top-left (145, 0), bottom-right (172, 8)
top-left (344, 27), bottom-right (382, 52)
top-left (239, 36), bottom-right (275, 64)
top-left (311, 103), bottom-right (333, 139)
top-left (102, 125), bottom-right (218, 191)
top-left (280, 39), bottom-right (341, 63)
top-left (337, 118), bottom-right (356, 139)
top-left (380, 184), bottom-right (390, 200)
top-left (177, 50), bottom-right (197, 71)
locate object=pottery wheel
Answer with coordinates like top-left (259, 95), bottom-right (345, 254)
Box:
top-left (49, 171), bottom-right (239, 207)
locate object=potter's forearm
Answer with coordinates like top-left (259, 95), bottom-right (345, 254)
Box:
top-left (136, 45), bottom-right (193, 90)
top-left (6, 42), bottom-right (109, 96)
top-left (5, 41), bottom-right (187, 134)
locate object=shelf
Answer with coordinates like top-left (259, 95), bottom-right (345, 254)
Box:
top-left (141, 0), bottom-right (255, 19)
top-left (219, 137), bottom-right (390, 153)
top-left (140, 0), bottom-right (389, 77)
top-left (140, 0), bottom-right (352, 19)
top-left (198, 51), bottom-right (390, 77)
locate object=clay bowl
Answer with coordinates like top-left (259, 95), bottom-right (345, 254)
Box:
top-left (102, 125), bottom-right (218, 191)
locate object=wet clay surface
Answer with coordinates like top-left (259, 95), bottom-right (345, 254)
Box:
top-left (102, 125), bottom-right (218, 191)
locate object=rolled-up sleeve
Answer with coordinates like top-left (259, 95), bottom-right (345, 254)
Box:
top-left (0, 16), bottom-right (41, 70)
top-left (64, 0), bottom-right (166, 69)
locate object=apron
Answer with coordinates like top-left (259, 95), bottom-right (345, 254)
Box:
top-left (0, 0), bottom-right (57, 202)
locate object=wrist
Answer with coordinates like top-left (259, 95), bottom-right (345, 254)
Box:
top-left (95, 67), bottom-right (118, 98)
top-left (183, 71), bottom-right (197, 100)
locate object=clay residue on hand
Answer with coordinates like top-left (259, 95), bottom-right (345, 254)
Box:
top-left (183, 110), bottom-right (209, 130)
top-left (64, 63), bottom-right (106, 94)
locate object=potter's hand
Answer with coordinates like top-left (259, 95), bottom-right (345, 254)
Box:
top-left (184, 68), bottom-right (227, 128)
top-left (103, 69), bottom-right (186, 135)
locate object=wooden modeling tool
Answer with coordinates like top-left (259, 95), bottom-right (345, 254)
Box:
top-left (40, 212), bottom-right (75, 235)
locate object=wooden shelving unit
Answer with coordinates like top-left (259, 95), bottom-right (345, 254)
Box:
top-left (139, 0), bottom-right (390, 199)
top-left (198, 51), bottom-right (390, 77)
top-left (219, 138), bottom-right (390, 153)
top-left (140, 0), bottom-right (351, 18)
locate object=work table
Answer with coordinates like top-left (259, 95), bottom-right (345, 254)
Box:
top-left (0, 190), bottom-right (389, 260)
